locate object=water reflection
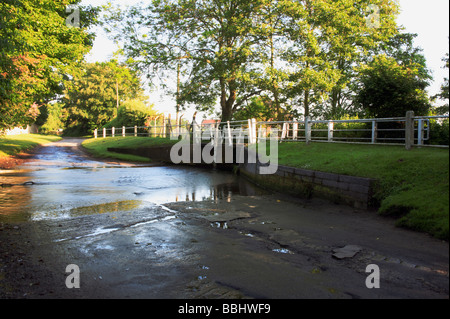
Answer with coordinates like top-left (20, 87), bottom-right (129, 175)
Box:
top-left (32, 200), bottom-right (143, 221)
top-left (174, 179), bottom-right (265, 203)
top-left (0, 170), bottom-right (33, 222)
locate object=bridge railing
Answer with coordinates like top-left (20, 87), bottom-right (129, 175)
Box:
top-left (93, 111), bottom-right (449, 149)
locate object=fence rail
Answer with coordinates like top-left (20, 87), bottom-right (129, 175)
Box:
top-left (93, 111), bottom-right (449, 149)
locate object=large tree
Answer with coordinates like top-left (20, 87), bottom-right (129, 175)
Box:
top-left (0, 0), bottom-right (98, 131)
top-left (280, 0), bottom-right (399, 119)
top-left (352, 31), bottom-right (433, 118)
top-left (353, 54), bottom-right (432, 118)
top-left (105, 0), bottom-right (400, 121)
top-left (63, 60), bottom-right (147, 135)
top-left (106, 0), bottom-right (272, 122)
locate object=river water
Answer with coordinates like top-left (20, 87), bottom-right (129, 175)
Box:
top-left (0, 139), bottom-right (266, 223)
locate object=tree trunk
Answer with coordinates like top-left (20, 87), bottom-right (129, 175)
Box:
top-left (220, 77), bottom-right (236, 122)
top-left (304, 89), bottom-right (310, 118)
top-left (221, 92), bottom-right (235, 122)
top-left (331, 87), bottom-right (338, 119)
top-left (116, 79), bottom-right (119, 112)
top-left (269, 30), bottom-right (281, 121)
top-left (176, 58), bottom-right (181, 126)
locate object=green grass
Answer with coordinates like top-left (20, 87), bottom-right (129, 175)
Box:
top-left (0, 134), bottom-right (62, 158)
top-left (81, 136), bottom-right (177, 163)
top-left (267, 142), bottom-right (449, 240)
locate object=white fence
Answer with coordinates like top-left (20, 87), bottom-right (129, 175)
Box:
top-left (94, 111), bottom-right (449, 149)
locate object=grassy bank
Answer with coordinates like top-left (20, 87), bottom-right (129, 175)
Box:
top-left (81, 136), bottom-right (177, 163)
top-left (0, 134), bottom-right (61, 162)
top-left (266, 142), bottom-right (449, 240)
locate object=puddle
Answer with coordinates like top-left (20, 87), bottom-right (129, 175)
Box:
top-left (31, 200), bottom-right (142, 221)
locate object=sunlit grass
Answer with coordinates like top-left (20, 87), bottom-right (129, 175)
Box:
top-left (81, 136), bottom-right (177, 163)
top-left (0, 134), bottom-right (61, 158)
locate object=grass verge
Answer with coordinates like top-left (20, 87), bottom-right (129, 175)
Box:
top-left (81, 136), bottom-right (177, 163)
top-left (0, 134), bottom-right (61, 163)
top-left (266, 142), bottom-right (449, 240)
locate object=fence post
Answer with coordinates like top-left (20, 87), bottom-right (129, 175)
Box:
top-left (94, 129), bottom-right (97, 139)
top-left (305, 116), bottom-right (311, 144)
top-left (247, 119), bottom-right (252, 144)
top-left (281, 122), bottom-right (287, 140)
top-left (417, 119), bottom-right (424, 146)
top-left (154, 116), bottom-right (159, 137)
top-left (112, 126), bottom-right (115, 137)
top-left (134, 126), bottom-right (137, 137)
top-left (405, 111), bottom-right (414, 150)
top-left (251, 118), bottom-right (257, 144)
top-left (328, 121), bottom-right (334, 142)
top-left (371, 120), bottom-right (377, 144)
top-left (103, 128), bottom-right (106, 138)
top-left (258, 126), bottom-right (265, 143)
top-left (122, 126), bottom-right (125, 137)
top-left (293, 122), bottom-right (298, 140)
top-left (227, 121), bottom-right (232, 146)
top-left (247, 119), bottom-right (253, 144)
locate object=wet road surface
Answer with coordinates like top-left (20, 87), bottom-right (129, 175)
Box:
top-left (0, 138), bottom-right (448, 299)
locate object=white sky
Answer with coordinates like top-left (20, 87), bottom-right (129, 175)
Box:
top-left (396, 0), bottom-right (449, 98)
top-left (81, 0), bottom-right (450, 119)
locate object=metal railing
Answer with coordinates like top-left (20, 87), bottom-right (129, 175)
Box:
top-left (93, 111), bottom-right (449, 149)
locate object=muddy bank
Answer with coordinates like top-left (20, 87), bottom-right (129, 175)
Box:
top-left (0, 149), bottom-right (40, 170)
top-left (0, 195), bottom-right (448, 299)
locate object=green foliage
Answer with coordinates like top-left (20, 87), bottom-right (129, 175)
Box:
top-left (103, 99), bottom-right (160, 128)
top-left (36, 102), bottom-right (66, 134)
top-left (106, 0), bottom-right (270, 121)
top-left (354, 54), bottom-right (432, 118)
top-left (63, 61), bottom-right (146, 135)
top-left (428, 119), bottom-right (449, 146)
top-left (105, 0), bottom-right (400, 121)
top-left (234, 96), bottom-right (278, 121)
top-left (0, 0), bottom-right (98, 130)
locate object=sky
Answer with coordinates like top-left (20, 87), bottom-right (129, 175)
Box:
top-left (81, 0), bottom-right (450, 120)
